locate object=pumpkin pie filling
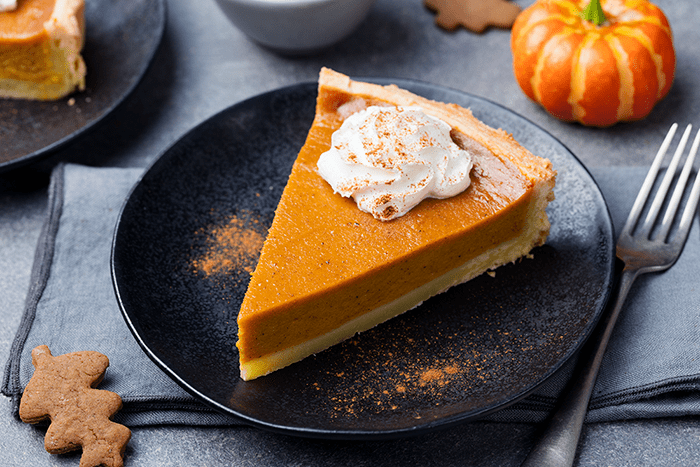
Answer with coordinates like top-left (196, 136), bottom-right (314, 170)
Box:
top-left (0, 0), bottom-right (85, 100)
top-left (237, 68), bottom-right (556, 380)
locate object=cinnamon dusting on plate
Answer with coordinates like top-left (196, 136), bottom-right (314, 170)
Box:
top-left (191, 210), bottom-right (265, 277)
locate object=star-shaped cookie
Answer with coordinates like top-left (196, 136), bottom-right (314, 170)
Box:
top-left (425, 0), bottom-right (522, 33)
top-left (19, 345), bottom-right (131, 467)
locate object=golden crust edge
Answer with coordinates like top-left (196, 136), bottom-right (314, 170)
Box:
top-left (318, 67), bottom-right (556, 187)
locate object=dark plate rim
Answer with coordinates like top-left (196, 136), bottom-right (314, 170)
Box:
top-left (111, 78), bottom-right (616, 440)
top-left (0, 0), bottom-right (167, 174)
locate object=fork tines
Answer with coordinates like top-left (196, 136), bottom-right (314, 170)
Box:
top-left (623, 123), bottom-right (700, 243)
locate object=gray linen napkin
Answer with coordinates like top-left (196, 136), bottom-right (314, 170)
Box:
top-left (1, 164), bottom-right (238, 426)
top-left (3, 163), bottom-right (700, 426)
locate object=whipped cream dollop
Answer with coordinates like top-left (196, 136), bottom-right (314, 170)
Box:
top-left (0, 0), bottom-right (17, 12)
top-left (317, 105), bottom-right (473, 221)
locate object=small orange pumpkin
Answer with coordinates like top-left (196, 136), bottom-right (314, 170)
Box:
top-left (511, 0), bottom-right (675, 127)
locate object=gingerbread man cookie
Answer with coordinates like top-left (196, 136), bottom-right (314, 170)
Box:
top-left (425, 0), bottom-right (521, 33)
top-left (19, 345), bottom-right (131, 467)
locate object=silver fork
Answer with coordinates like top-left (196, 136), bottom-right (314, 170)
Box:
top-left (521, 123), bottom-right (700, 467)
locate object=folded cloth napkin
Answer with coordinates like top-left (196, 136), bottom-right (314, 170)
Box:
top-left (3, 163), bottom-right (700, 426)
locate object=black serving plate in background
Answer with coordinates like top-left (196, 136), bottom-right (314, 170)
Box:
top-left (0, 0), bottom-right (165, 173)
top-left (112, 80), bottom-right (615, 439)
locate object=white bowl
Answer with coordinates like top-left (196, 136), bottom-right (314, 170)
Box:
top-left (213, 0), bottom-right (377, 54)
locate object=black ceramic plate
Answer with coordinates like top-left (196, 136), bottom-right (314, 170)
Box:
top-left (112, 80), bottom-right (615, 439)
top-left (0, 0), bottom-right (165, 173)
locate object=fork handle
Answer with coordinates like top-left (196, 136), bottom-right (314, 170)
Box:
top-left (520, 267), bottom-right (638, 467)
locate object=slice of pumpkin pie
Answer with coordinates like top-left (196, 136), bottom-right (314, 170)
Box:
top-left (236, 68), bottom-right (556, 380)
top-left (0, 0), bottom-right (86, 100)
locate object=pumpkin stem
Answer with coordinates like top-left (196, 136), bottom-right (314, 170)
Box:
top-left (581, 0), bottom-right (607, 26)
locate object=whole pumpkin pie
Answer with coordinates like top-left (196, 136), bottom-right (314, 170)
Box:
top-left (237, 68), bottom-right (556, 380)
top-left (0, 0), bottom-right (85, 100)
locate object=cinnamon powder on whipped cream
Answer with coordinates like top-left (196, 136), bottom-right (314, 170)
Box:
top-left (317, 105), bottom-right (474, 221)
